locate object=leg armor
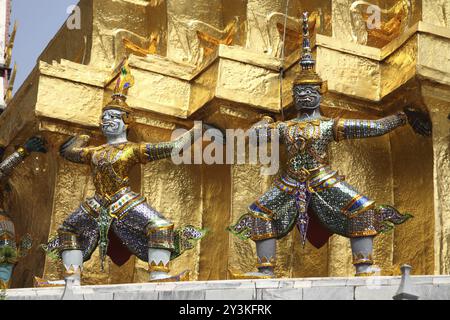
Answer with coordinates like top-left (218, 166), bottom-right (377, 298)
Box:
top-left (61, 249), bottom-right (83, 286)
top-left (44, 206), bottom-right (100, 263)
top-left (147, 223), bottom-right (174, 281)
top-left (148, 248), bottom-right (172, 281)
top-left (349, 209), bottom-right (377, 276)
top-left (147, 222), bottom-right (175, 252)
top-left (351, 236), bottom-right (375, 276)
top-left (58, 231), bottom-right (83, 286)
top-left (41, 214), bottom-right (93, 287)
top-left (114, 202), bottom-right (205, 282)
top-left (255, 238), bottom-right (276, 276)
top-left (145, 211), bottom-right (177, 281)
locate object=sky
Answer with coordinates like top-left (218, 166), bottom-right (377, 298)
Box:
top-left (11, 0), bottom-right (77, 93)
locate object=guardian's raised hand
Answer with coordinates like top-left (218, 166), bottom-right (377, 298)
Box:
top-left (24, 136), bottom-right (47, 154)
top-left (202, 123), bottom-right (226, 145)
top-left (59, 135), bottom-right (90, 156)
top-left (403, 107), bottom-right (432, 137)
top-left (59, 135), bottom-right (91, 164)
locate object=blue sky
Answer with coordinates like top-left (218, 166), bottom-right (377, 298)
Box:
top-left (11, 0), bottom-right (77, 92)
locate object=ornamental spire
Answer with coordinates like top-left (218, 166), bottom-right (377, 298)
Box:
top-left (293, 12), bottom-right (327, 93)
top-left (300, 12), bottom-right (315, 71)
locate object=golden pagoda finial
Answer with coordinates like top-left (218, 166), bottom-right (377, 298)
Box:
top-left (4, 21), bottom-right (17, 68)
top-left (4, 63), bottom-right (16, 104)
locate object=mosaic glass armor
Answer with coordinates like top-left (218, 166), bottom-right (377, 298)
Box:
top-left (45, 60), bottom-right (206, 274)
top-left (229, 114), bottom-right (411, 245)
top-left (45, 133), bottom-right (206, 268)
top-left (228, 12), bottom-right (419, 278)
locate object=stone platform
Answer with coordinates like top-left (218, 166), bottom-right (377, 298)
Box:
top-left (3, 276), bottom-right (450, 300)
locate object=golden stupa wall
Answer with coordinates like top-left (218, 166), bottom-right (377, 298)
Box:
top-left (0, 0), bottom-right (449, 287)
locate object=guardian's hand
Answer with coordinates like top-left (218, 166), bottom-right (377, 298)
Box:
top-left (59, 135), bottom-right (90, 156)
top-left (24, 136), bottom-right (47, 154)
top-left (203, 123), bottom-right (226, 145)
top-left (403, 107), bottom-right (432, 137)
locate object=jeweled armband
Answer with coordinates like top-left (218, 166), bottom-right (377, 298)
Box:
top-left (145, 143), bottom-right (173, 161)
top-left (16, 147), bottom-right (28, 158)
top-left (144, 128), bottom-right (195, 162)
top-left (0, 150), bottom-right (27, 180)
top-left (334, 113), bottom-right (407, 141)
top-left (58, 231), bottom-right (81, 251)
top-left (147, 224), bottom-right (175, 251)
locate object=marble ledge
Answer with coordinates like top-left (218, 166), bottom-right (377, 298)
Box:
top-left (3, 276), bottom-right (450, 300)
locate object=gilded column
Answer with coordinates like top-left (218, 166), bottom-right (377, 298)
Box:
top-left (390, 122), bottom-right (435, 275)
top-left (327, 125), bottom-right (396, 276)
top-left (228, 163), bottom-right (262, 277)
top-left (136, 126), bottom-right (203, 281)
top-left (0, 0), bottom-right (12, 111)
top-left (198, 164), bottom-right (231, 280)
top-left (422, 85), bottom-right (450, 274)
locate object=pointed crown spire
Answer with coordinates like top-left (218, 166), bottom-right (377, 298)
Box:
top-left (103, 58), bottom-right (135, 114)
top-left (293, 12), bottom-right (327, 93)
top-left (300, 12), bottom-right (315, 70)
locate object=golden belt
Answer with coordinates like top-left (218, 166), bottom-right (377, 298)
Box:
top-left (285, 165), bottom-right (326, 182)
top-left (281, 166), bottom-right (341, 193)
top-left (83, 190), bottom-right (145, 220)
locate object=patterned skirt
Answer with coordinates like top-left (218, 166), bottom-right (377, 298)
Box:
top-left (229, 166), bottom-right (411, 246)
top-left (44, 200), bottom-right (206, 266)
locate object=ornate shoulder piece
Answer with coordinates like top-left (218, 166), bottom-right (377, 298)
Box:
top-left (260, 115), bottom-right (275, 124)
top-left (333, 117), bottom-right (346, 142)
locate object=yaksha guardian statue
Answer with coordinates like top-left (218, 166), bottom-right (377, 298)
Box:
top-left (229, 12), bottom-right (431, 278)
top-left (44, 60), bottom-right (207, 286)
top-left (0, 137), bottom-right (47, 289)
